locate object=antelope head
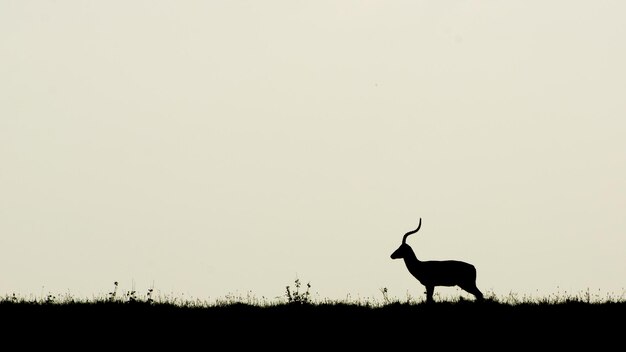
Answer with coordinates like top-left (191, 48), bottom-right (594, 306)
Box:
top-left (390, 218), bottom-right (422, 259)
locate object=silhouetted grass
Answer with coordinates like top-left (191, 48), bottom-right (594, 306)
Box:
top-left (1, 282), bottom-right (624, 348)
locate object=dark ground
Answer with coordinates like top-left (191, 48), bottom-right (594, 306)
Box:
top-left (1, 299), bottom-right (622, 349)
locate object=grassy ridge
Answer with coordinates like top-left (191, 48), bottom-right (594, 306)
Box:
top-left (2, 297), bottom-right (624, 348)
top-left (2, 281), bottom-right (623, 348)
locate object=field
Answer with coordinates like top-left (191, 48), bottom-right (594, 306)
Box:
top-left (1, 283), bottom-right (624, 348)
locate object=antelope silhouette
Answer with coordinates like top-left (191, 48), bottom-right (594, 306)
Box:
top-left (390, 218), bottom-right (484, 303)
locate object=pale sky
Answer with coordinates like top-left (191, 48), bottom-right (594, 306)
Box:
top-left (1, 1), bottom-right (625, 303)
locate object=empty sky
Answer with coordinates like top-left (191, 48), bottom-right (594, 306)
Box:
top-left (1, 1), bottom-right (625, 303)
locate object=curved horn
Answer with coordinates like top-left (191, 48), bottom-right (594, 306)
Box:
top-left (402, 218), bottom-right (422, 244)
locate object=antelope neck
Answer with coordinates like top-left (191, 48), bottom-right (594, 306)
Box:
top-left (402, 246), bottom-right (421, 265)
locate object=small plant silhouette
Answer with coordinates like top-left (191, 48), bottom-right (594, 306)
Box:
top-left (285, 278), bottom-right (311, 305)
top-left (146, 287), bottom-right (154, 305)
top-left (106, 281), bottom-right (155, 305)
top-left (126, 289), bottom-right (137, 303)
top-left (45, 294), bottom-right (56, 304)
top-left (380, 287), bottom-right (390, 305)
top-left (108, 281), bottom-right (119, 302)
